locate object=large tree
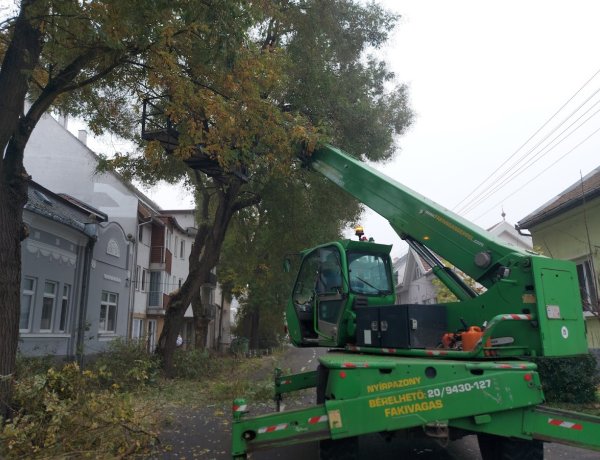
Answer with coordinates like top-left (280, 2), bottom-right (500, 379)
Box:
top-left (0, 0), bottom-right (412, 401)
top-left (224, 171), bottom-right (363, 349)
top-left (135, 0), bottom-right (413, 371)
top-left (0, 0), bottom-right (257, 417)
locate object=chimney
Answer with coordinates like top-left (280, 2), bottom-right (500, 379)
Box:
top-left (78, 129), bottom-right (88, 145)
top-left (60, 114), bottom-right (68, 128)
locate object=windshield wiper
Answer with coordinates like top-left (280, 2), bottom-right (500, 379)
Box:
top-left (355, 276), bottom-right (387, 295)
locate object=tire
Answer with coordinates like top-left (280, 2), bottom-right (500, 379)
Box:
top-left (478, 433), bottom-right (544, 460)
top-left (319, 437), bottom-right (359, 460)
top-left (317, 365), bottom-right (359, 460)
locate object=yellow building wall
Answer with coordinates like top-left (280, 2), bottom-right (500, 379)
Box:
top-left (586, 316), bottom-right (600, 348)
top-left (530, 197), bottom-right (600, 349)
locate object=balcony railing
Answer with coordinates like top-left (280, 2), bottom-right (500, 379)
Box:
top-left (141, 97), bottom-right (179, 151)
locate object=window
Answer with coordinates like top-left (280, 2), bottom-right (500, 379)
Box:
top-left (179, 278), bottom-right (183, 289)
top-left (141, 269), bottom-right (148, 292)
top-left (132, 318), bottom-right (143, 340)
top-left (100, 291), bottom-right (118, 333)
top-left (135, 265), bottom-right (141, 291)
top-left (174, 236), bottom-right (179, 256)
top-left (292, 251), bottom-right (320, 307)
top-left (148, 271), bottom-right (162, 306)
top-left (20, 277), bottom-right (36, 331)
top-left (180, 240), bottom-right (185, 259)
top-left (348, 252), bottom-right (393, 295)
top-left (138, 225), bottom-right (144, 244)
top-left (147, 319), bottom-right (157, 352)
top-left (40, 281), bottom-right (57, 331)
top-left (576, 259), bottom-right (598, 311)
top-left (166, 230), bottom-right (172, 251)
top-left (58, 284), bottom-right (70, 332)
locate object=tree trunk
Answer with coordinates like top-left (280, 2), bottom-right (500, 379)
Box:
top-left (155, 176), bottom-right (257, 375)
top-left (249, 307), bottom-right (260, 350)
top-left (193, 316), bottom-right (211, 349)
top-left (216, 291), bottom-right (225, 351)
top-left (0, 174), bottom-right (28, 420)
top-left (191, 291), bottom-right (212, 349)
top-left (155, 296), bottom-right (186, 376)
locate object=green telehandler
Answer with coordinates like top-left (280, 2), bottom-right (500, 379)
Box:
top-left (230, 144), bottom-right (600, 459)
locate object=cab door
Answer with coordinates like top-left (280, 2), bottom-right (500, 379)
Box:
top-left (314, 246), bottom-right (347, 346)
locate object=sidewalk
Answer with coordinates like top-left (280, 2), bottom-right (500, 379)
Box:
top-left (148, 346), bottom-right (320, 459)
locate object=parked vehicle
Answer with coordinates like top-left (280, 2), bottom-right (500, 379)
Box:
top-left (231, 144), bottom-right (600, 459)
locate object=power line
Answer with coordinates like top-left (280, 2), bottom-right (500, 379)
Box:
top-left (453, 66), bottom-right (600, 213)
top-left (457, 85), bottom-right (600, 214)
top-left (472, 124), bottom-right (600, 222)
top-left (461, 97), bottom-right (600, 215)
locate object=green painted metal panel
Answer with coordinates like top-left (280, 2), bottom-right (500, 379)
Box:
top-left (275, 369), bottom-right (317, 395)
top-left (524, 406), bottom-right (600, 450)
top-left (309, 145), bottom-right (531, 286)
top-left (318, 353), bottom-right (544, 439)
top-left (532, 257), bottom-right (588, 356)
top-left (231, 403), bottom-right (330, 456)
top-left (451, 405), bottom-right (600, 451)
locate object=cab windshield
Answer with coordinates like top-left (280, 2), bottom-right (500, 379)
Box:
top-left (347, 252), bottom-right (392, 295)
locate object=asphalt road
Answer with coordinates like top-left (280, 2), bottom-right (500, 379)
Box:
top-left (154, 346), bottom-right (599, 460)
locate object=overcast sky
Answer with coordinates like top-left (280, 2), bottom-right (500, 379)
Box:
top-left (351, 0), bottom-right (600, 256)
top-left (75, 1), bottom-right (600, 258)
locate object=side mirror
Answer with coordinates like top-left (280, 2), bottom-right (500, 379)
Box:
top-left (283, 252), bottom-right (301, 273)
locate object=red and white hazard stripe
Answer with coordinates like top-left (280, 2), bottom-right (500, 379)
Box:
top-left (341, 362), bottom-right (369, 368)
top-left (346, 345), bottom-right (361, 352)
top-left (307, 415), bottom-right (329, 425)
top-left (502, 314), bottom-right (532, 320)
top-left (381, 348), bottom-right (396, 354)
top-left (258, 423), bottom-right (289, 434)
top-left (426, 350), bottom-right (448, 356)
top-left (495, 363), bottom-right (528, 369)
top-left (232, 404), bottom-right (248, 412)
top-left (279, 379), bottom-right (292, 385)
top-left (548, 418), bottom-right (583, 430)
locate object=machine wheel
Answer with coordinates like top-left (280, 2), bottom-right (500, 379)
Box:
top-left (319, 437), bottom-right (359, 460)
top-left (316, 365), bottom-right (359, 460)
top-left (477, 433), bottom-right (543, 460)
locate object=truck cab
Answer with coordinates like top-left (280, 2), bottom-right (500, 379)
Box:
top-left (287, 238), bottom-right (396, 348)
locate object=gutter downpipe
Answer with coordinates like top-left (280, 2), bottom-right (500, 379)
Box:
top-left (77, 223), bottom-right (98, 367)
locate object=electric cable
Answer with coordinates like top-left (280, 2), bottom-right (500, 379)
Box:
top-left (453, 66), bottom-right (600, 212)
top-left (472, 124), bottom-right (600, 221)
top-left (461, 98), bottom-right (600, 215)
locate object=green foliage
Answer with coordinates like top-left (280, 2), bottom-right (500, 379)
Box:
top-left (280, 0), bottom-right (412, 160)
top-left (225, 172), bottom-right (362, 347)
top-left (431, 265), bottom-right (485, 303)
top-left (15, 354), bottom-right (57, 378)
top-left (535, 354), bottom-right (600, 403)
top-left (170, 348), bottom-right (225, 380)
top-left (0, 363), bottom-right (157, 458)
top-left (214, 1), bottom-right (413, 347)
top-left (91, 338), bottom-right (160, 391)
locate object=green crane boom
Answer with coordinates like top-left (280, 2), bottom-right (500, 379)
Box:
top-left (231, 143), bottom-right (599, 460)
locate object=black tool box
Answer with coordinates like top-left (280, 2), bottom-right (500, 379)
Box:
top-left (355, 304), bottom-right (447, 349)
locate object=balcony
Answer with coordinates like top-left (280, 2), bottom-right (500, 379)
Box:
top-left (147, 291), bottom-right (171, 315)
top-left (150, 245), bottom-right (172, 274)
